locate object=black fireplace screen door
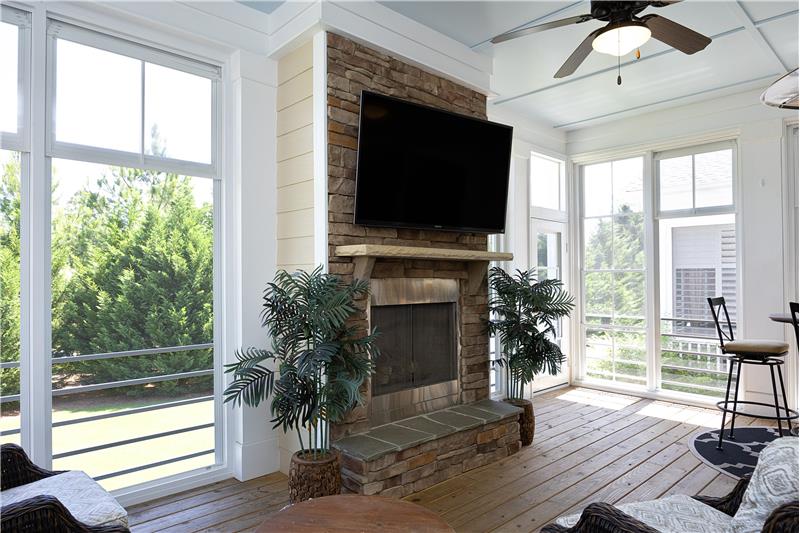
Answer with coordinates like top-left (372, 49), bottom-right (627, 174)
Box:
top-left (371, 302), bottom-right (457, 396)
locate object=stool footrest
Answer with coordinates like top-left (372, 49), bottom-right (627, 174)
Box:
top-left (716, 400), bottom-right (799, 421)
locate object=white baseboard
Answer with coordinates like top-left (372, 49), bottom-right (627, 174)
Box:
top-left (233, 435), bottom-right (280, 481)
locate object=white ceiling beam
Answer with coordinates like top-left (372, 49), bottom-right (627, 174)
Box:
top-left (553, 73), bottom-right (779, 129)
top-left (491, 26), bottom-right (746, 107)
top-left (728, 1), bottom-right (789, 74)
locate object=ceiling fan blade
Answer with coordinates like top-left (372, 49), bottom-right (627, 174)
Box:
top-left (491, 14), bottom-right (593, 44)
top-left (554, 29), bottom-right (603, 78)
top-left (641, 14), bottom-right (711, 54)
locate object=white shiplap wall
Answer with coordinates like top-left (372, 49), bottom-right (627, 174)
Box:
top-left (277, 41), bottom-right (315, 273)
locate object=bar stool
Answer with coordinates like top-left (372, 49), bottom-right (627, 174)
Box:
top-left (707, 297), bottom-right (797, 450)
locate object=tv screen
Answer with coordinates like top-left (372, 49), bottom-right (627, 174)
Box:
top-left (354, 91), bottom-right (513, 234)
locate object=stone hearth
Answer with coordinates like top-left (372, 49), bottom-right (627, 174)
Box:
top-left (333, 400), bottom-right (521, 497)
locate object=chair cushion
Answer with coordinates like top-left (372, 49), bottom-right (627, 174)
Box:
top-left (555, 494), bottom-right (733, 533)
top-left (724, 339), bottom-right (789, 354)
top-left (1, 470), bottom-right (128, 528)
top-left (731, 437), bottom-right (799, 533)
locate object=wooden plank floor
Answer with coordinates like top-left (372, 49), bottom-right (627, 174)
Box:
top-left (128, 387), bottom-right (779, 532)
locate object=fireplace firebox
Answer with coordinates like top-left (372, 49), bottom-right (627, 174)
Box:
top-left (368, 278), bottom-right (460, 426)
top-left (371, 302), bottom-right (457, 395)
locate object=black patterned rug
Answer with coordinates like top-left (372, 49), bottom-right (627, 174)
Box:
top-left (688, 426), bottom-right (791, 479)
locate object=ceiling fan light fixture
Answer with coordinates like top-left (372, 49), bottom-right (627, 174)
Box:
top-left (592, 21), bottom-right (651, 56)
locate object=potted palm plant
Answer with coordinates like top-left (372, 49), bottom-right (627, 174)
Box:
top-left (224, 267), bottom-right (379, 503)
top-left (487, 267), bottom-right (574, 446)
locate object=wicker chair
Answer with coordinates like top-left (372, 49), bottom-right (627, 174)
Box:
top-left (541, 475), bottom-right (798, 533)
top-left (1, 444), bottom-right (130, 532)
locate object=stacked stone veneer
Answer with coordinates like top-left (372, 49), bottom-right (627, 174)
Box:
top-left (326, 32), bottom-right (492, 441)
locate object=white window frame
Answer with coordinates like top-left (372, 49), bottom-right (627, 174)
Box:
top-left (0, 3), bottom-right (32, 454)
top-left (654, 140), bottom-right (737, 219)
top-left (653, 141), bottom-right (738, 396)
top-left (45, 18), bottom-right (221, 179)
top-left (577, 155), bottom-right (650, 392)
top-left (530, 151), bottom-right (568, 223)
top-left (573, 140), bottom-right (740, 406)
top-left (528, 151), bottom-right (571, 394)
top-left (488, 232), bottom-right (507, 400)
top-left (0, 5), bottom-right (31, 152)
top-left (4, 2), bottom-right (229, 499)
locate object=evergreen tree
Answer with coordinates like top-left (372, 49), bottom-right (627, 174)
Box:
top-left (0, 140), bottom-right (214, 398)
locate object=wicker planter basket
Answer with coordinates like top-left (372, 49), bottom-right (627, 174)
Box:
top-left (288, 450), bottom-right (341, 503)
top-left (505, 398), bottom-right (535, 446)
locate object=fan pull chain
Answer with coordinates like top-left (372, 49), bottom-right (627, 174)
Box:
top-left (616, 30), bottom-right (622, 86)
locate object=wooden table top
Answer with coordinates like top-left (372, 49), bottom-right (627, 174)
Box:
top-left (255, 494), bottom-right (455, 533)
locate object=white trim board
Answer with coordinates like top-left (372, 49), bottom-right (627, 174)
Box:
top-left (268, 0), bottom-right (493, 93)
top-left (37, 1), bottom-right (493, 94)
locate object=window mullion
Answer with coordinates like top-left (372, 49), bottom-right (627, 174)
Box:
top-left (21, 4), bottom-right (53, 468)
top-left (140, 60), bottom-right (145, 165)
top-left (644, 152), bottom-right (659, 392)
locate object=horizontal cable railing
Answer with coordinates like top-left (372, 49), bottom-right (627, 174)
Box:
top-left (51, 369), bottom-right (212, 397)
top-left (1, 343), bottom-right (218, 485)
top-left (54, 395), bottom-right (213, 428)
top-left (0, 396), bottom-right (214, 437)
top-left (1, 369), bottom-right (213, 404)
top-left (661, 348), bottom-right (726, 358)
top-left (53, 422), bottom-right (213, 460)
top-left (661, 363), bottom-right (729, 375)
top-left (0, 343), bottom-right (213, 369)
top-left (94, 449), bottom-right (215, 482)
top-left (661, 379), bottom-right (726, 393)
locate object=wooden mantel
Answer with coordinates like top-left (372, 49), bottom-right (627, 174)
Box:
top-left (335, 244), bottom-right (513, 294)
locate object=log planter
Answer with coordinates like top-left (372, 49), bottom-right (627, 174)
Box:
top-left (504, 398), bottom-right (534, 446)
top-left (288, 450), bottom-right (341, 503)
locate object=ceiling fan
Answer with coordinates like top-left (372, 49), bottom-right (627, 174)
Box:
top-left (491, 1), bottom-right (712, 80)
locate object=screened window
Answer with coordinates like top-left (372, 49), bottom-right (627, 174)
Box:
top-left (1, 149), bottom-right (22, 445)
top-left (48, 20), bottom-right (218, 173)
top-left (0, 5), bottom-right (30, 450)
top-left (657, 143), bottom-right (737, 397)
top-left (1, 13), bottom-right (222, 494)
top-left (658, 146), bottom-right (733, 212)
top-left (46, 24), bottom-right (220, 490)
top-left (582, 157), bottom-right (647, 387)
top-left (531, 152), bottom-right (566, 217)
top-left (0, 20), bottom-right (20, 134)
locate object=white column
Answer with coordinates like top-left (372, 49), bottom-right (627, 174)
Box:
top-left (738, 118), bottom-right (794, 408)
top-left (225, 50), bottom-right (280, 480)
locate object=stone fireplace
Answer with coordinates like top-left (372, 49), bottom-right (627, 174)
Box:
top-left (325, 33), bottom-right (521, 498)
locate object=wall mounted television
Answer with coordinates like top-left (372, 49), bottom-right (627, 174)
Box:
top-left (353, 91), bottom-right (513, 234)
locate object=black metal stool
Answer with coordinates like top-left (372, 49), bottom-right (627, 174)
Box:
top-left (708, 297), bottom-right (797, 450)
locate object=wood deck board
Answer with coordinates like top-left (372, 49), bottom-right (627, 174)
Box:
top-left (127, 387), bottom-right (777, 533)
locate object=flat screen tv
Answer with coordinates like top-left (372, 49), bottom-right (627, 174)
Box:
top-left (354, 91), bottom-right (513, 234)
